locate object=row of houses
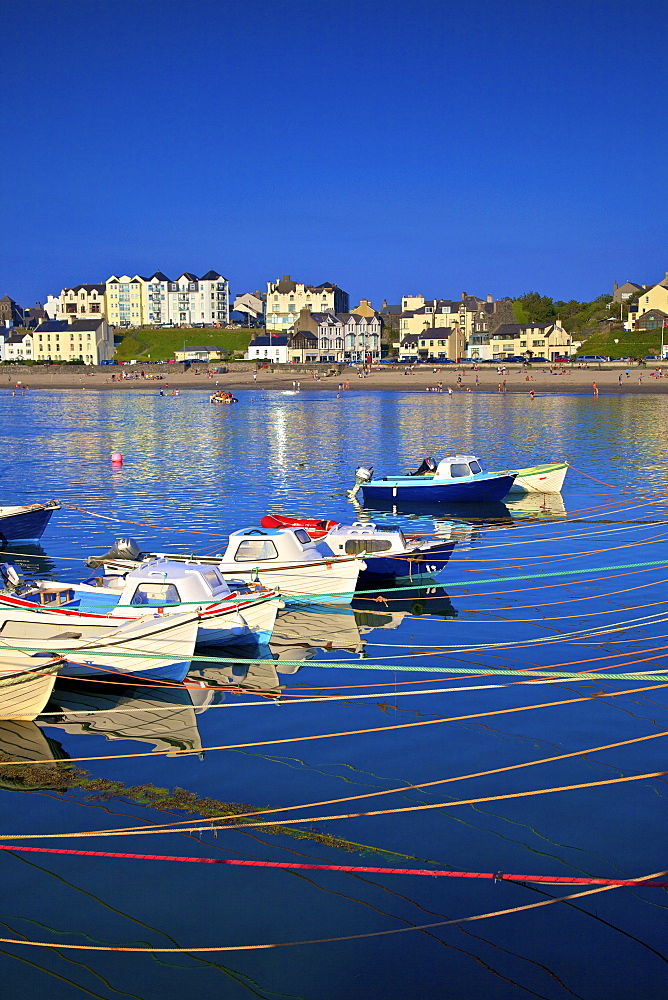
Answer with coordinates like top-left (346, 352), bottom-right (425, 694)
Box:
top-left (0, 319), bottom-right (114, 364)
top-left (44, 271), bottom-right (230, 328)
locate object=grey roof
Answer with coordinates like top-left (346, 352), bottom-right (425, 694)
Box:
top-left (251, 335), bottom-right (288, 347)
top-left (65, 284), bottom-right (106, 294)
top-left (178, 272), bottom-right (199, 282)
top-left (148, 271), bottom-right (171, 282)
top-left (35, 320), bottom-right (68, 332)
top-left (380, 302), bottom-right (401, 314)
top-left (200, 270), bottom-right (225, 281)
top-left (68, 319), bottom-right (107, 332)
top-left (180, 345), bottom-right (227, 352)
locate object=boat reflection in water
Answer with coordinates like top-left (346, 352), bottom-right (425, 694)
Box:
top-left (505, 492), bottom-right (568, 519)
top-left (0, 543), bottom-right (59, 582)
top-left (188, 588), bottom-right (457, 698)
top-left (0, 719), bottom-right (69, 791)
top-left (353, 583), bottom-right (457, 623)
top-left (39, 679), bottom-right (213, 754)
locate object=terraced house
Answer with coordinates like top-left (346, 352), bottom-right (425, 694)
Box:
top-left (288, 305), bottom-right (381, 363)
top-left (46, 284), bottom-right (107, 321)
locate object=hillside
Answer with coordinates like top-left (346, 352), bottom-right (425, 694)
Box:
top-left (113, 327), bottom-right (254, 361)
top-left (575, 327), bottom-right (663, 359)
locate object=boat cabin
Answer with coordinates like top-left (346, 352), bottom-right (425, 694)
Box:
top-left (433, 455), bottom-right (484, 480)
top-left (85, 559), bottom-right (235, 611)
top-left (223, 527), bottom-right (324, 564)
top-left (323, 523), bottom-right (408, 556)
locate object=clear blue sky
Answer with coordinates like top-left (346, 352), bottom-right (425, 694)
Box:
top-left (1, 0), bottom-right (666, 308)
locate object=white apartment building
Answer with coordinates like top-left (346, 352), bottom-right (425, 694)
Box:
top-left (160, 271), bottom-right (229, 327)
top-left (1, 330), bottom-right (34, 362)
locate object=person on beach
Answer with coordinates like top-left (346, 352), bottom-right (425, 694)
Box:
top-left (592, 382), bottom-right (599, 396)
top-left (448, 387), bottom-right (453, 397)
top-left (529, 389), bottom-right (535, 400)
top-left (618, 374), bottom-right (622, 386)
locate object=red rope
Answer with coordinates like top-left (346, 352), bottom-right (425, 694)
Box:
top-left (1, 844), bottom-right (665, 887)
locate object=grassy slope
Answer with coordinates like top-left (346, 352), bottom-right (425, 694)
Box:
top-left (576, 327), bottom-right (663, 359)
top-left (114, 327), bottom-right (254, 361)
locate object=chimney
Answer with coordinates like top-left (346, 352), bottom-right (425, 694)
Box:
top-left (487, 294), bottom-right (493, 303)
top-left (461, 292), bottom-right (467, 301)
top-left (613, 282), bottom-right (618, 291)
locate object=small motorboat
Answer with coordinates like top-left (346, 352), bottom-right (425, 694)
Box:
top-left (0, 500), bottom-right (61, 544)
top-left (261, 516), bottom-right (456, 581)
top-left (0, 608), bottom-right (200, 682)
top-left (351, 456), bottom-right (516, 504)
top-left (496, 461), bottom-right (568, 494)
top-left (87, 530), bottom-right (367, 605)
top-left (0, 651), bottom-right (63, 721)
top-left (0, 557), bottom-right (282, 648)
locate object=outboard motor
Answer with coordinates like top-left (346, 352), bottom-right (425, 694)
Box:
top-left (85, 537), bottom-right (143, 568)
top-left (411, 457), bottom-right (437, 476)
top-left (0, 562), bottom-right (23, 592)
top-left (349, 466), bottom-right (374, 500)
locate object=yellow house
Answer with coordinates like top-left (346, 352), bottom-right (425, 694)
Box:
top-left (106, 275), bottom-right (146, 327)
top-left (630, 274), bottom-right (668, 328)
top-left (33, 319), bottom-right (114, 364)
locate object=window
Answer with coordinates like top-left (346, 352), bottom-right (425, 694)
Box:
top-left (469, 461), bottom-right (482, 474)
top-left (344, 539), bottom-right (392, 554)
top-left (234, 539), bottom-right (279, 561)
top-left (130, 583), bottom-right (181, 607)
top-left (450, 463), bottom-right (471, 478)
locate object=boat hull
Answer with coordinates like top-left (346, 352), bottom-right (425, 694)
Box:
top-left (360, 540), bottom-right (456, 581)
top-left (361, 475), bottom-right (515, 503)
top-left (0, 607), bottom-right (198, 682)
top-left (504, 463), bottom-right (568, 494)
top-left (0, 657), bottom-right (60, 721)
top-left (0, 502), bottom-right (60, 544)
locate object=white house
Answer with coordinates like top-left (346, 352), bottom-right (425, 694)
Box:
top-left (246, 334), bottom-right (288, 364)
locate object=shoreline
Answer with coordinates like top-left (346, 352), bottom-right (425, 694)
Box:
top-left (2, 363), bottom-right (668, 395)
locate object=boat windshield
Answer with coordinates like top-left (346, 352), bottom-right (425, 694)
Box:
top-left (130, 583), bottom-right (181, 607)
top-left (469, 460), bottom-right (482, 474)
top-left (234, 539), bottom-right (279, 561)
top-left (450, 463), bottom-right (472, 478)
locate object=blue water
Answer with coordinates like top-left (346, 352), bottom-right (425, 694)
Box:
top-left (1, 387), bottom-right (667, 999)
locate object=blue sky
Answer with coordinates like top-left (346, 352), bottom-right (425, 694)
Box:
top-left (1, 0), bottom-right (666, 308)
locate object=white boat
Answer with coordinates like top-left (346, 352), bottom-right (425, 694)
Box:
top-left (88, 531), bottom-right (367, 605)
top-left (0, 652), bottom-right (62, 721)
top-left (497, 461), bottom-right (568, 494)
top-left (0, 559), bottom-right (282, 648)
top-left (261, 515), bottom-right (456, 582)
top-left (0, 609), bottom-right (200, 682)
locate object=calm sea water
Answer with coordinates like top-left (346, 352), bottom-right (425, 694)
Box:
top-left (1, 386), bottom-right (667, 999)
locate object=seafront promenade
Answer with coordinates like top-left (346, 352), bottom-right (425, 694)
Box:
top-left (2, 361), bottom-right (667, 395)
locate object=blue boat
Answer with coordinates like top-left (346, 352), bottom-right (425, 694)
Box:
top-left (0, 500), bottom-right (60, 544)
top-left (351, 455), bottom-right (515, 504)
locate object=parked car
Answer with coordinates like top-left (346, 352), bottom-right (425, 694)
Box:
top-left (553, 357), bottom-right (572, 363)
top-left (526, 356), bottom-right (550, 364)
top-left (575, 355), bottom-right (607, 362)
top-left (644, 355), bottom-right (660, 361)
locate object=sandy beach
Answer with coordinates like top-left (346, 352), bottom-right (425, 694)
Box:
top-left (2, 361), bottom-right (667, 395)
